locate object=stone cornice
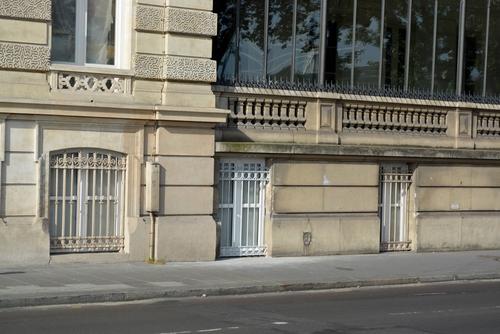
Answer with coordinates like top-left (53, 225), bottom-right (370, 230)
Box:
top-left (0, 42), bottom-right (50, 72)
top-left (0, 0), bottom-right (51, 21)
top-left (0, 97), bottom-right (228, 124)
top-left (216, 142), bottom-right (500, 161)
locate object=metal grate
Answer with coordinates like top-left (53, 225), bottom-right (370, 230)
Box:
top-left (380, 165), bottom-right (412, 252)
top-left (49, 150), bottom-right (127, 253)
top-left (218, 159), bottom-right (268, 257)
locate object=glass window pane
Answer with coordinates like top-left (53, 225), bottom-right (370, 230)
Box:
top-left (434, 0), bottom-right (460, 94)
top-left (239, 0), bottom-right (266, 81)
top-left (353, 0), bottom-right (382, 87)
top-left (462, 0), bottom-right (488, 95)
top-left (295, 0), bottom-right (321, 82)
top-left (267, 0), bottom-right (294, 81)
top-left (51, 0), bottom-right (76, 62)
top-left (382, 0), bottom-right (408, 89)
top-left (214, 0), bottom-right (237, 81)
top-left (408, 0), bottom-right (435, 91)
top-left (324, 0), bottom-right (354, 85)
top-left (86, 0), bottom-right (116, 65)
top-left (486, 0), bottom-right (500, 95)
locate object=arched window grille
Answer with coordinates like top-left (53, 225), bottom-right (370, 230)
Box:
top-left (49, 150), bottom-right (127, 253)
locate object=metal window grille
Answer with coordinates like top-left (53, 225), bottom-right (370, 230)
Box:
top-left (380, 164), bottom-right (412, 252)
top-left (49, 150), bottom-right (127, 253)
top-left (218, 159), bottom-right (269, 257)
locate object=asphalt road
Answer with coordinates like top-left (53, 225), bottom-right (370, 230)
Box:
top-left (1, 281), bottom-right (500, 334)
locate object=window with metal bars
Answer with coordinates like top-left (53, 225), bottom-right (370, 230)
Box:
top-left (217, 159), bottom-right (269, 257)
top-left (379, 164), bottom-right (412, 252)
top-left (49, 150), bottom-right (127, 253)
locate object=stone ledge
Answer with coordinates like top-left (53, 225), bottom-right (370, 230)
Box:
top-left (0, 42), bottom-right (50, 72)
top-left (0, 0), bottom-right (51, 21)
top-left (215, 142), bottom-right (500, 161)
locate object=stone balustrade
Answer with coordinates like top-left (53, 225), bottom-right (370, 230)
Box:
top-left (227, 97), bottom-right (307, 129)
top-left (342, 103), bottom-right (448, 135)
top-left (477, 112), bottom-right (500, 137)
top-left (214, 86), bottom-right (500, 148)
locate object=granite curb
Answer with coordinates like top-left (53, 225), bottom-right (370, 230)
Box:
top-left (2, 272), bottom-right (500, 309)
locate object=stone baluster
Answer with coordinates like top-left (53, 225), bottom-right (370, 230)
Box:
top-left (228, 97), bottom-right (238, 127)
top-left (280, 101), bottom-right (290, 129)
top-left (263, 101), bottom-right (272, 128)
top-left (244, 99), bottom-right (255, 127)
top-left (288, 102), bottom-right (298, 128)
top-left (297, 101), bottom-right (307, 128)
top-left (254, 99), bottom-right (264, 127)
top-left (236, 99), bottom-right (246, 127)
top-left (271, 100), bottom-right (281, 128)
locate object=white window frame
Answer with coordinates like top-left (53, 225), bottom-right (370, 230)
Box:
top-left (51, 0), bottom-right (132, 70)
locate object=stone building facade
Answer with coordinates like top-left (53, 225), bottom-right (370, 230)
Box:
top-left (1, 0), bottom-right (500, 266)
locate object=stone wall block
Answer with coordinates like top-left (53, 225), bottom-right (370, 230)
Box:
top-left (164, 55), bottom-right (216, 82)
top-left (0, 42), bottom-right (50, 72)
top-left (134, 54), bottom-right (165, 80)
top-left (165, 7), bottom-right (217, 36)
top-left (136, 5), bottom-right (165, 32)
top-left (0, 0), bottom-right (51, 21)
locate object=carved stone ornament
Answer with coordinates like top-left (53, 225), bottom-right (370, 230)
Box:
top-left (135, 54), bottom-right (216, 82)
top-left (135, 5), bottom-right (164, 32)
top-left (164, 7), bottom-right (217, 36)
top-left (0, 0), bottom-right (51, 21)
top-left (0, 42), bottom-right (50, 71)
top-left (163, 55), bottom-right (216, 82)
top-left (134, 54), bottom-right (165, 80)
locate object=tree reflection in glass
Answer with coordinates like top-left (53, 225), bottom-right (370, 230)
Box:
top-left (267, 0), bottom-right (294, 81)
top-left (213, 0), bottom-right (237, 81)
top-left (239, 0), bottom-right (266, 81)
top-left (353, 0), bottom-right (382, 87)
top-left (487, 0), bottom-right (500, 95)
top-left (434, 0), bottom-right (460, 94)
top-left (325, 0), bottom-right (354, 85)
top-left (295, 0), bottom-right (321, 82)
top-left (408, 0), bottom-right (434, 92)
top-left (462, 0), bottom-right (487, 95)
top-left (382, 0), bottom-right (408, 89)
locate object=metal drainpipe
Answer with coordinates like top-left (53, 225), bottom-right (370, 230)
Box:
top-left (149, 121), bottom-right (159, 263)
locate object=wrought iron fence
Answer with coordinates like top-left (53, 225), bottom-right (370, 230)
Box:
top-left (216, 78), bottom-right (500, 105)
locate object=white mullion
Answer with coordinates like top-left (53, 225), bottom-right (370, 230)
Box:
top-left (115, 0), bottom-right (122, 68)
top-left (111, 163), bottom-right (120, 237)
top-left (61, 153), bottom-right (67, 238)
top-left (99, 160), bottom-right (104, 236)
top-left (245, 177), bottom-right (250, 247)
top-left (54, 164), bottom-right (60, 237)
top-left (116, 169), bottom-right (122, 237)
top-left (76, 155), bottom-right (82, 238)
top-left (233, 170), bottom-right (243, 248)
top-left (106, 155), bottom-right (111, 237)
top-left (91, 153), bottom-right (97, 236)
top-left (75, 0), bottom-right (87, 65)
top-left (258, 176), bottom-right (266, 248)
top-left (69, 162), bottom-right (75, 237)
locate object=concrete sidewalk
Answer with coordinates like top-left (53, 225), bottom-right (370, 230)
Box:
top-left (1, 250), bottom-right (500, 309)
